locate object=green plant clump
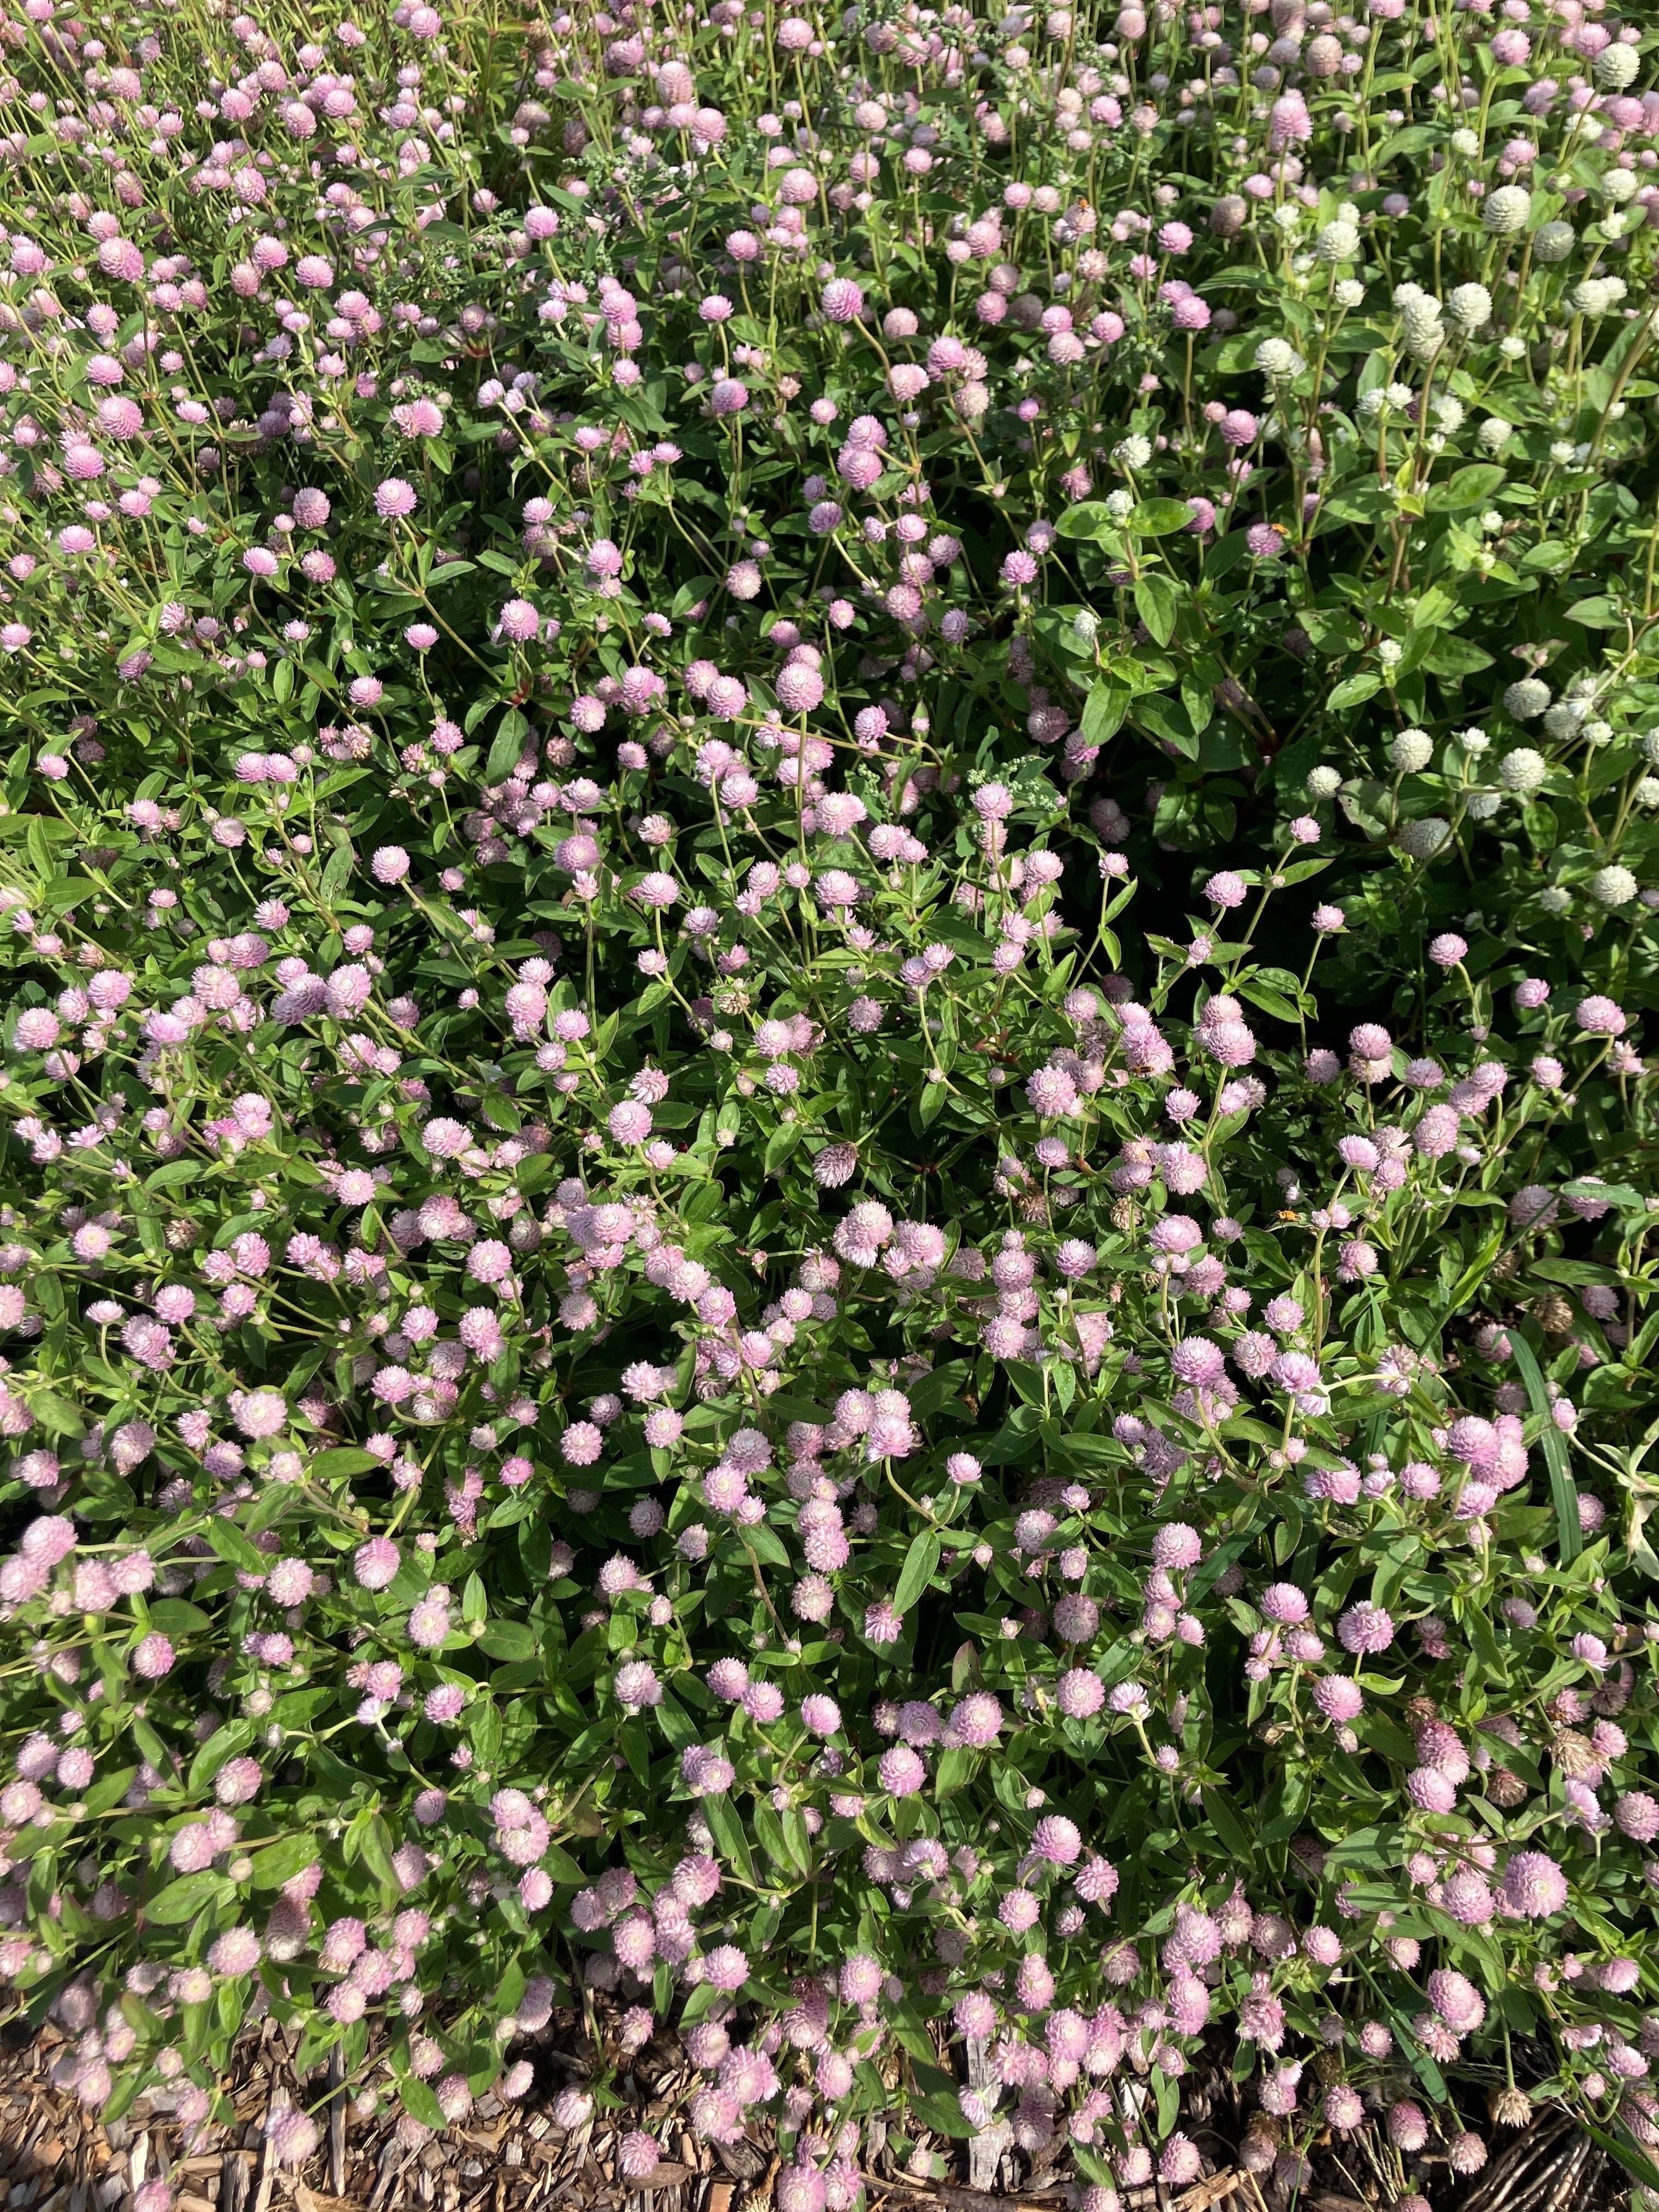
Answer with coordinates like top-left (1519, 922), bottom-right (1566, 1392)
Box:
top-left (2, 0), bottom-right (1659, 2193)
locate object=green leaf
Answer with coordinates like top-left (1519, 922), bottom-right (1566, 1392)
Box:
top-left (670, 574), bottom-right (719, 617)
top-left (746, 1523), bottom-right (791, 1570)
top-left (84, 1767), bottom-right (137, 1818)
top-left (1372, 122), bottom-right (1440, 166)
top-left (1080, 680), bottom-right (1130, 744)
top-left (1421, 634), bottom-right (1494, 678)
top-left (701, 1791), bottom-right (757, 1885)
top-left (145, 1159), bottom-right (202, 1190)
top-left (1128, 498), bottom-right (1192, 537)
top-left (1135, 695), bottom-right (1199, 759)
top-left (1237, 975), bottom-right (1302, 1024)
top-left (934, 1746), bottom-right (974, 1798)
top-left (271, 1687), bottom-right (335, 1729)
top-left (484, 708), bottom-right (529, 784)
top-left (202, 1519), bottom-right (268, 1575)
top-left (320, 839), bottom-right (355, 902)
top-left (1133, 573), bottom-right (1180, 648)
top-left (1153, 2068), bottom-right (1180, 2139)
top-left (893, 1530), bottom-right (941, 1616)
top-left (187, 1720), bottom-right (256, 1798)
top-left (309, 1447), bottom-right (381, 1481)
top-left (1327, 672), bottom-right (1381, 712)
top-left (1566, 596), bottom-right (1624, 629)
top-left (1511, 1327), bottom-right (1581, 1563)
top-left (479, 1621), bottom-right (536, 1662)
top-left (1562, 1179), bottom-right (1645, 1211)
top-left (544, 1841), bottom-right (587, 1886)
top-left (912, 2092), bottom-right (973, 2139)
top-left (1427, 462), bottom-right (1506, 511)
top-left (249, 1832), bottom-right (330, 1889)
top-left (1581, 2117), bottom-right (1659, 2197)
top-left (359, 1814), bottom-right (400, 1893)
top-left (399, 2078), bottom-right (448, 2132)
top-left (1056, 501), bottom-right (1120, 542)
top-left (145, 1599), bottom-right (212, 1637)
top-left (754, 1802), bottom-right (809, 1876)
top-left (146, 1871), bottom-right (232, 1924)
top-left (679, 1979), bottom-right (727, 2025)
top-left (100, 2074), bottom-right (143, 2125)
top-left (764, 1122), bottom-right (802, 1175)
top-left (1202, 1788), bottom-right (1254, 1861)
top-left (30, 1390), bottom-right (86, 1439)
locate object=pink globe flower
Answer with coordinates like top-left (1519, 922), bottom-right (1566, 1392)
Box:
top-left (353, 1537), bottom-right (400, 1590)
top-left (1031, 1814), bottom-right (1081, 1864)
top-left (498, 598), bottom-right (540, 641)
top-left (1576, 995), bottom-right (1627, 1035)
top-left (821, 278), bottom-right (866, 323)
top-left (133, 1632), bottom-right (175, 1679)
top-left (1503, 1849), bottom-right (1567, 1917)
top-left (617, 2135), bottom-right (661, 2184)
top-left (374, 477), bottom-right (418, 519)
top-left (1336, 1601), bottom-right (1394, 1655)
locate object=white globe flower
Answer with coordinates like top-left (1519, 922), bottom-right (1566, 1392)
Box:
top-left (1389, 729), bottom-right (1434, 774)
top-left (1316, 220), bottom-right (1361, 262)
top-left (1588, 865), bottom-right (1638, 907)
top-left (1498, 748), bottom-right (1547, 793)
top-left (1306, 765), bottom-right (1342, 798)
top-left (1481, 185), bottom-right (1531, 235)
top-left (1447, 283), bottom-right (1492, 332)
top-left (1478, 417), bottom-right (1514, 454)
top-left (1400, 296), bottom-right (1444, 360)
top-left (1504, 679), bottom-right (1550, 721)
top-left (1399, 816), bottom-right (1452, 860)
top-left (1593, 43), bottom-right (1640, 92)
top-left (1466, 791), bottom-right (1504, 820)
top-left (1255, 337), bottom-right (1305, 377)
top-left (1532, 221), bottom-right (1575, 263)
top-left (1573, 276), bottom-right (1627, 316)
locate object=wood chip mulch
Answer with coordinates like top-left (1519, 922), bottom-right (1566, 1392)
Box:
top-left (0, 2016), bottom-right (1632, 2212)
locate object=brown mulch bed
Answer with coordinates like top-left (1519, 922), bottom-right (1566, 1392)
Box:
top-left (0, 2015), bottom-right (1631, 2212)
